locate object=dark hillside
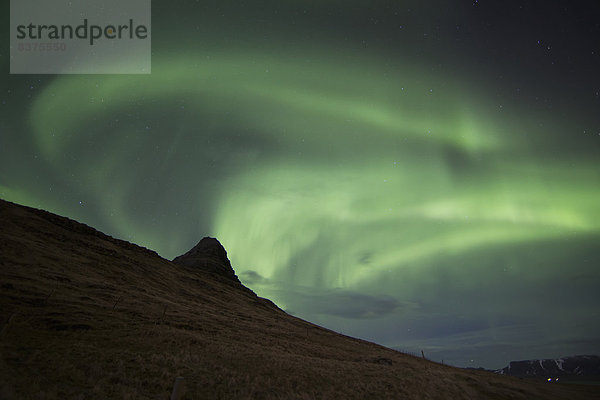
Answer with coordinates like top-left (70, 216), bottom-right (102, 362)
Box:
top-left (1, 199), bottom-right (598, 399)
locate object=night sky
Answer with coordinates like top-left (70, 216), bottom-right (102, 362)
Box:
top-left (2, 1), bottom-right (599, 369)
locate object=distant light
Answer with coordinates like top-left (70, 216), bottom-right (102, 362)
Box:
top-left (547, 378), bottom-right (552, 382)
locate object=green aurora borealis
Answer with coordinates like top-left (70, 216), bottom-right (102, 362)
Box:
top-left (1, 1), bottom-right (599, 368)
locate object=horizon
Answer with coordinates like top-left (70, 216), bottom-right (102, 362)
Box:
top-left (1, 1), bottom-right (599, 370)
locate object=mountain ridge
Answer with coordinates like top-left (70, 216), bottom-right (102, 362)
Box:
top-left (495, 355), bottom-right (600, 379)
top-left (1, 198), bottom-right (599, 399)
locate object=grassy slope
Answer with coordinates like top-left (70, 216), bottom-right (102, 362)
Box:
top-left (0, 199), bottom-right (598, 400)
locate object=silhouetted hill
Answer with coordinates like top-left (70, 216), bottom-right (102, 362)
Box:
top-left (1, 198), bottom-right (599, 399)
top-left (173, 237), bottom-right (240, 283)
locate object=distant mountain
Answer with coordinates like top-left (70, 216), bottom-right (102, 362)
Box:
top-left (2, 198), bottom-right (600, 399)
top-left (495, 355), bottom-right (600, 379)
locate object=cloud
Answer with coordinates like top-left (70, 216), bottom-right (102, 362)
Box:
top-left (239, 270), bottom-right (270, 285)
top-left (278, 288), bottom-right (401, 319)
top-left (298, 290), bottom-right (401, 319)
top-left (239, 270), bottom-right (402, 319)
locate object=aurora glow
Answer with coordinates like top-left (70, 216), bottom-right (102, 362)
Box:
top-left (1, 1), bottom-right (599, 369)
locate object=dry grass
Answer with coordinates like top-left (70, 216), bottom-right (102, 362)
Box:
top-left (1, 199), bottom-right (599, 399)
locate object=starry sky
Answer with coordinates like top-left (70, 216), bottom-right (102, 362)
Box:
top-left (2, 1), bottom-right (599, 369)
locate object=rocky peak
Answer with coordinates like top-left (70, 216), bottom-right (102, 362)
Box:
top-left (172, 237), bottom-right (240, 283)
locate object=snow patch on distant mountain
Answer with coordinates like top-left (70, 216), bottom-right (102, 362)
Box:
top-left (555, 359), bottom-right (564, 371)
top-left (495, 355), bottom-right (600, 378)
